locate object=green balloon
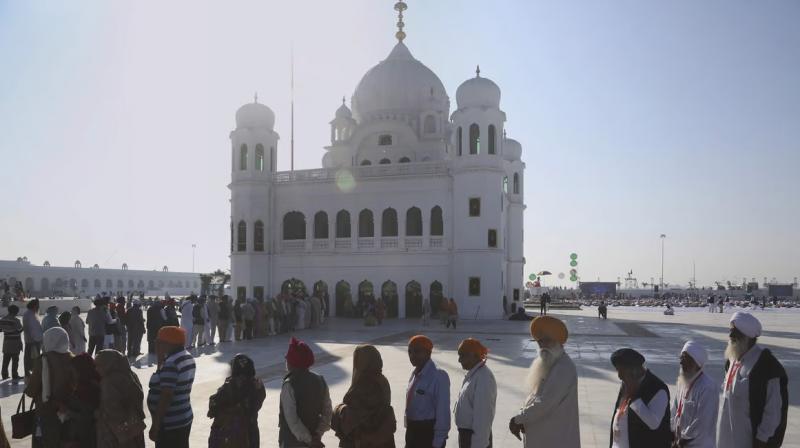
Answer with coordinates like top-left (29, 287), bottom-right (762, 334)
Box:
top-left (570, 253), bottom-right (578, 260)
top-left (570, 275), bottom-right (578, 282)
top-left (528, 273), bottom-right (536, 281)
top-left (570, 260), bottom-right (578, 267)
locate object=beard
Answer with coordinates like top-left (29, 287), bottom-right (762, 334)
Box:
top-left (725, 337), bottom-right (750, 362)
top-left (525, 345), bottom-right (564, 396)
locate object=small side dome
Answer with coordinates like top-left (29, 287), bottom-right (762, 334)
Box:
top-left (503, 138), bottom-right (522, 161)
top-left (235, 101), bottom-right (275, 130)
top-left (456, 66), bottom-right (501, 110)
top-left (335, 101), bottom-right (352, 119)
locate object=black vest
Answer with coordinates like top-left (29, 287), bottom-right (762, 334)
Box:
top-left (610, 370), bottom-right (672, 448)
top-left (279, 369), bottom-right (326, 446)
top-left (724, 348), bottom-right (788, 448)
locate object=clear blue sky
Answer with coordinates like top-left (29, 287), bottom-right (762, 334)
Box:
top-left (1, 0), bottom-right (798, 287)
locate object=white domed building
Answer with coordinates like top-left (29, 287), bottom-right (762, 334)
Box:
top-left (229, 4), bottom-right (525, 319)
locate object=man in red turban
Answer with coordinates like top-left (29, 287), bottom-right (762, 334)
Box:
top-left (279, 337), bottom-right (331, 448)
top-left (454, 338), bottom-right (496, 448)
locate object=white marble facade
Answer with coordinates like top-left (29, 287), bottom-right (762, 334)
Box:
top-left (230, 33), bottom-right (525, 319)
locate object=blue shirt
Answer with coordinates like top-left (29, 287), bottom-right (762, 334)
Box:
top-left (147, 349), bottom-right (196, 430)
top-left (406, 359), bottom-right (451, 446)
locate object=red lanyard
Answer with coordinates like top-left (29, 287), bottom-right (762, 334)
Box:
top-left (725, 361), bottom-right (742, 393)
top-left (616, 397), bottom-right (632, 421)
top-left (675, 372), bottom-right (703, 420)
top-left (406, 371), bottom-right (420, 410)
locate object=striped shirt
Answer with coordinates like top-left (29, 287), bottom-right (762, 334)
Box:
top-left (147, 349), bottom-right (196, 430)
top-left (0, 316), bottom-right (23, 353)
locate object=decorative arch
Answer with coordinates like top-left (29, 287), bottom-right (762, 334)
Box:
top-left (283, 212), bottom-right (306, 240)
top-left (148, 280), bottom-right (155, 290)
top-left (281, 278), bottom-right (306, 295)
top-left (255, 144), bottom-right (264, 171)
top-left (128, 279), bottom-right (135, 288)
top-left (405, 207), bottom-right (422, 236)
top-left (81, 278), bottom-right (89, 288)
top-left (74, 260), bottom-right (82, 269)
top-left (313, 281), bottom-right (330, 317)
top-left (513, 172), bottom-right (520, 194)
top-left (117, 280), bottom-right (124, 288)
top-left (469, 123), bottom-right (480, 154)
top-left (41, 278), bottom-right (50, 293)
top-left (488, 124), bottom-right (496, 154)
top-left (358, 209), bottom-right (374, 237)
top-left (336, 210), bottom-right (351, 238)
top-left (405, 280), bottom-right (422, 318)
top-left (381, 208), bottom-right (398, 237)
top-left (254, 220), bottom-right (265, 251)
top-left (94, 279), bottom-right (101, 288)
top-left (379, 158), bottom-right (391, 165)
top-left (239, 144), bottom-right (248, 170)
top-left (25, 277), bottom-right (35, 293)
top-left (314, 211), bottom-right (329, 239)
top-left (106, 279), bottom-right (113, 289)
top-left (335, 280), bottom-right (353, 318)
top-left (360, 160), bottom-right (372, 166)
top-left (423, 115), bottom-right (436, 133)
top-left (430, 206), bottom-right (443, 236)
top-left (399, 157), bottom-right (411, 163)
top-left (358, 280), bottom-right (374, 309)
top-left (457, 126), bottom-right (463, 156)
top-left (237, 220), bottom-right (247, 251)
top-left (137, 280), bottom-right (145, 289)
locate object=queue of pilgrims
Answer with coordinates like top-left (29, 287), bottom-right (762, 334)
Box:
top-left (0, 295), bottom-right (789, 448)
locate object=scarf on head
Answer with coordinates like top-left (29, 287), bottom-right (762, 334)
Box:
top-left (42, 327), bottom-right (70, 403)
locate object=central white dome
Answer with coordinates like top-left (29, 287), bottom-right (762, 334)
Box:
top-left (351, 43), bottom-right (448, 122)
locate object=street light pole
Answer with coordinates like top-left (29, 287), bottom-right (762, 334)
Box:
top-left (660, 234), bottom-right (666, 291)
top-left (192, 244), bottom-right (196, 273)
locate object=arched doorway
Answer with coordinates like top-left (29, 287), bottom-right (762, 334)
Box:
top-left (335, 281), bottom-right (353, 317)
top-left (358, 280), bottom-right (374, 318)
top-left (313, 281), bottom-right (330, 317)
top-left (40, 278), bottom-right (50, 295)
top-left (381, 281), bottom-right (399, 318)
top-left (24, 278), bottom-right (34, 295)
top-left (281, 278), bottom-right (307, 296)
top-left (405, 281), bottom-right (422, 318)
top-left (430, 281), bottom-right (444, 318)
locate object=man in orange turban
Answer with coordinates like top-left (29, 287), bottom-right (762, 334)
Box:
top-left (148, 326), bottom-right (196, 445)
top-left (509, 316), bottom-right (580, 448)
top-left (406, 335), bottom-right (450, 447)
top-left (454, 338), bottom-right (496, 448)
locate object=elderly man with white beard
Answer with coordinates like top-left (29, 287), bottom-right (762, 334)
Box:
top-left (717, 312), bottom-right (788, 448)
top-left (509, 316), bottom-right (580, 448)
top-left (670, 341), bottom-right (718, 448)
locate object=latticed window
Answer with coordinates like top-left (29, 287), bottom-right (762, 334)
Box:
top-left (254, 220), bottom-right (264, 251)
top-left (469, 124), bottom-right (479, 154)
top-left (237, 221), bottom-right (247, 251)
top-left (406, 207), bottom-right (422, 236)
top-left (430, 206), bottom-right (443, 236)
top-left (240, 144), bottom-right (248, 170)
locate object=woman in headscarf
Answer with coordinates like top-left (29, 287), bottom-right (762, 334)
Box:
top-left (208, 354), bottom-right (266, 448)
top-left (64, 353), bottom-right (100, 448)
top-left (94, 349), bottom-right (146, 448)
top-left (42, 305), bottom-right (60, 332)
top-left (332, 344), bottom-right (396, 448)
top-left (24, 327), bottom-right (77, 448)
top-left (58, 311), bottom-right (74, 352)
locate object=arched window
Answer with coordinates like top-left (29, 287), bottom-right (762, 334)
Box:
top-left (488, 125), bottom-right (496, 154)
top-left (239, 144), bottom-right (248, 170)
top-left (283, 212), bottom-right (306, 240)
top-left (406, 207), bottom-right (422, 236)
top-left (255, 144), bottom-right (264, 171)
top-left (503, 176), bottom-right (508, 193)
top-left (94, 279), bottom-right (101, 288)
top-left (399, 157), bottom-right (411, 163)
top-left (469, 124), bottom-right (480, 154)
top-left (457, 126), bottom-right (463, 156)
top-left (513, 172), bottom-right (520, 194)
top-left (430, 206), bottom-right (443, 236)
top-left (358, 209), bottom-right (374, 237)
top-left (254, 220), bottom-right (264, 251)
top-left (424, 115), bottom-right (436, 133)
top-left (81, 279), bottom-right (89, 288)
top-left (336, 210), bottom-right (351, 238)
top-left (314, 212), bottom-right (329, 239)
top-left (105, 279), bottom-right (112, 288)
top-left (379, 158), bottom-right (391, 165)
top-left (237, 220), bottom-right (247, 251)
top-left (360, 160), bottom-right (372, 166)
top-left (382, 208), bottom-right (398, 237)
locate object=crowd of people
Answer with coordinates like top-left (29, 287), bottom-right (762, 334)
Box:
top-left (0, 291), bottom-right (790, 448)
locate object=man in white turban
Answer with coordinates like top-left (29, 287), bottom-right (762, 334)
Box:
top-left (718, 312), bottom-right (788, 448)
top-left (671, 341), bottom-right (718, 447)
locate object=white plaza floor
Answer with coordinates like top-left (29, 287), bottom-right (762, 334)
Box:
top-left (0, 306), bottom-right (797, 447)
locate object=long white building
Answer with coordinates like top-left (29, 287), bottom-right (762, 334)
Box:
top-left (230, 3), bottom-right (526, 319)
top-left (1, 258), bottom-right (200, 297)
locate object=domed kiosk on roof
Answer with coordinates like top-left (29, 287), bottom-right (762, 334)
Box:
top-left (456, 66), bottom-right (501, 110)
top-left (235, 99), bottom-right (275, 130)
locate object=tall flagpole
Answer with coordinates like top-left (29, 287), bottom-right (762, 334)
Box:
top-left (290, 43), bottom-right (295, 172)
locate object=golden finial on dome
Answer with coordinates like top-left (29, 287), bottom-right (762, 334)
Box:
top-left (394, 1), bottom-right (408, 42)
top-left (476, 65), bottom-right (481, 77)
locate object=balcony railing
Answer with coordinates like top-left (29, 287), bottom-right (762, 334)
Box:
top-left (334, 238), bottom-right (352, 249)
top-left (282, 240), bottom-right (305, 252)
top-left (405, 237), bottom-right (423, 249)
top-left (380, 238), bottom-right (398, 249)
top-left (312, 240), bottom-right (329, 250)
top-left (272, 161), bottom-right (449, 184)
top-left (357, 238), bottom-right (374, 249)
top-left (430, 237), bottom-right (444, 248)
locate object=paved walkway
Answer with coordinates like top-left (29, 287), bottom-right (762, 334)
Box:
top-left (1, 307), bottom-right (797, 447)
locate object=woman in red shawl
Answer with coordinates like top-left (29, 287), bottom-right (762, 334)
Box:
top-left (64, 353), bottom-right (101, 448)
top-left (332, 344), bottom-right (396, 448)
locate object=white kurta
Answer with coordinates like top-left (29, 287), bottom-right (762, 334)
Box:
top-left (671, 371), bottom-right (718, 448)
top-left (179, 301), bottom-right (193, 339)
top-left (514, 353), bottom-right (581, 448)
top-left (454, 361), bottom-right (497, 448)
top-left (717, 344), bottom-right (784, 448)
top-left (612, 388), bottom-right (668, 448)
